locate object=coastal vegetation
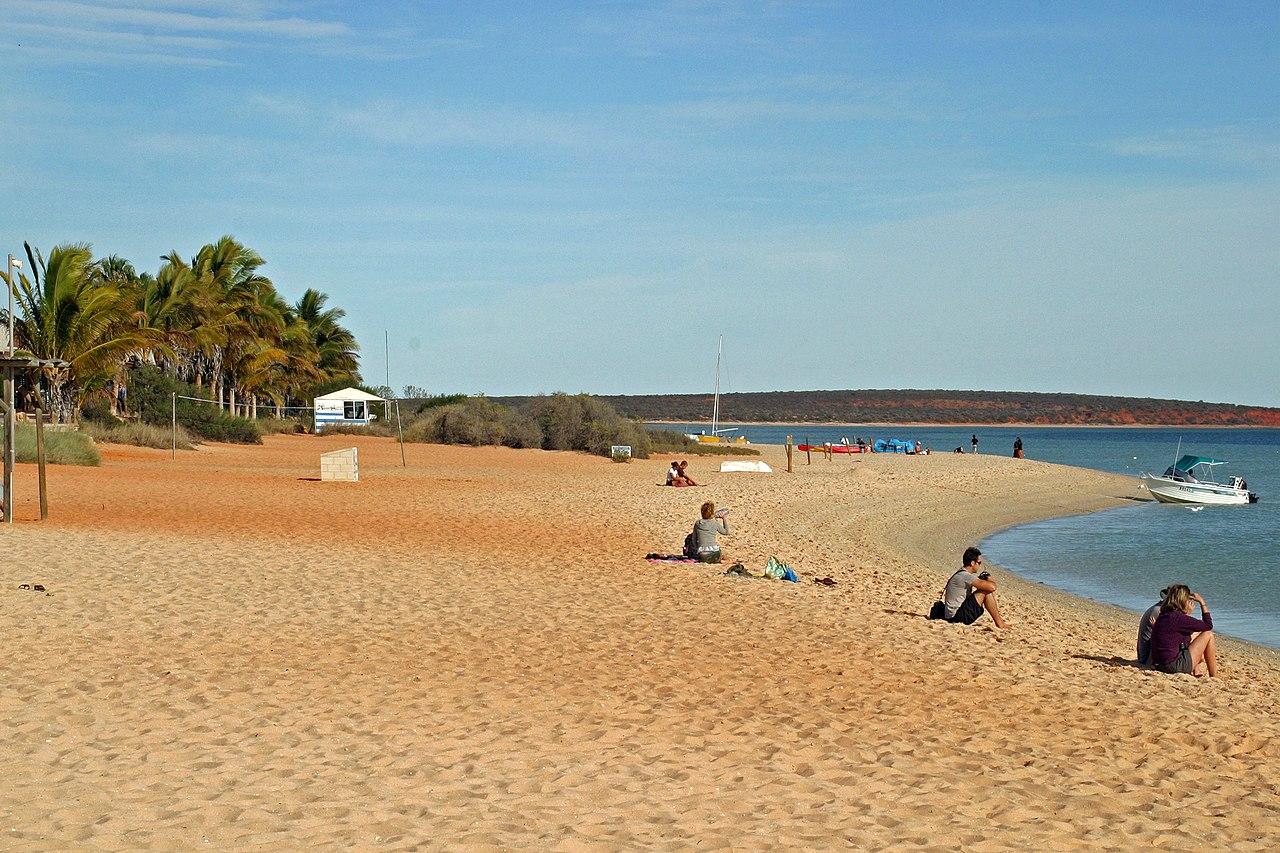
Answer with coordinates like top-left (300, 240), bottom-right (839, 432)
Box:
top-left (516, 389), bottom-right (1280, 427)
top-left (1, 238), bottom-right (361, 432)
top-left (14, 423), bottom-right (100, 466)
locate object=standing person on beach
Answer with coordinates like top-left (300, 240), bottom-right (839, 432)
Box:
top-left (971, 434), bottom-right (979, 454)
top-left (1013, 436), bottom-right (1024, 458)
top-left (938, 547), bottom-right (1008, 628)
top-left (688, 502), bottom-right (729, 563)
top-left (1150, 585), bottom-right (1217, 677)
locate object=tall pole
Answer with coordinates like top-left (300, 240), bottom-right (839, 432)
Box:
top-left (171, 392), bottom-right (177, 460)
top-left (711, 334), bottom-right (722, 437)
top-left (384, 329), bottom-right (391, 421)
top-left (5, 254), bottom-right (16, 525)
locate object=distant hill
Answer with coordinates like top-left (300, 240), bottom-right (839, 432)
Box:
top-left (491, 390), bottom-right (1280, 427)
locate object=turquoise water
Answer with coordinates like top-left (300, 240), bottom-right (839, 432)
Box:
top-left (654, 423), bottom-right (1280, 648)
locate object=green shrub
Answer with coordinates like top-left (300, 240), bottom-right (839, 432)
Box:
top-left (258, 417), bottom-right (307, 435)
top-left (81, 420), bottom-right (194, 450)
top-left (645, 428), bottom-right (760, 456)
top-left (320, 421), bottom-right (398, 438)
top-left (404, 398), bottom-right (542, 449)
top-left (127, 365), bottom-right (262, 444)
top-left (12, 423), bottom-right (100, 466)
top-left (523, 393), bottom-right (651, 458)
top-left (79, 393), bottom-right (116, 424)
top-left (414, 393), bottom-right (469, 414)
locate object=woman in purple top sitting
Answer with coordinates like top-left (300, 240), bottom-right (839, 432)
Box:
top-left (1149, 584), bottom-right (1217, 677)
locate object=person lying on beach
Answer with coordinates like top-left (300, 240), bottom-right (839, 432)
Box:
top-left (1149, 584), bottom-right (1217, 677)
top-left (677, 460), bottom-right (699, 487)
top-left (1136, 587), bottom-right (1169, 665)
top-left (684, 501), bottom-right (729, 564)
top-left (937, 547), bottom-right (1008, 628)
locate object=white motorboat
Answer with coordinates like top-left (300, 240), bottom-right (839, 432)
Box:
top-left (1140, 454), bottom-right (1258, 505)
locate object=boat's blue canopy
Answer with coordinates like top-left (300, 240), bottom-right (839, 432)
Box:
top-left (1175, 454), bottom-right (1226, 471)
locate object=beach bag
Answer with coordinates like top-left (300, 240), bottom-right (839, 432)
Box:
top-left (764, 556), bottom-right (799, 582)
top-left (928, 601), bottom-right (946, 620)
top-left (683, 532), bottom-right (696, 558)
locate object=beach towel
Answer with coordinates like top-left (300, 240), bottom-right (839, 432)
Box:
top-left (646, 553), bottom-right (698, 563)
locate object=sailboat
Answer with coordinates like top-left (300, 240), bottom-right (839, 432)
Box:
top-left (686, 336), bottom-right (750, 445)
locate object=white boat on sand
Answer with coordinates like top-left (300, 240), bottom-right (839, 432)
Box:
top-left (1140, 454), bottom-right (1258, 505)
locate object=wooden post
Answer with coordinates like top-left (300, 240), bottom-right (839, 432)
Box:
top-left (171, 392), bottom-right (177, 460)
top-left (34, 401), bottom-right (47, 520)
top-left (805, 436), bottom-right (811, 465)
top-left (2, 370), bottom-right (12, 524)
top-left (395, 400), bottom-right (406, 467)
top-left (785, 434), bottom-right (793, 473)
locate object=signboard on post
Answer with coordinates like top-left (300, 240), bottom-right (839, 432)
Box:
top-left (610, 445), bottom-right (632, 462)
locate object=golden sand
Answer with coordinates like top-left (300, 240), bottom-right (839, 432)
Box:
top-left (1, 436), bottom-right (1277, 849)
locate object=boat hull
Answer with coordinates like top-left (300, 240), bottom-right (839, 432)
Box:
top-left (1141, 476), bottom-right (1251, 505)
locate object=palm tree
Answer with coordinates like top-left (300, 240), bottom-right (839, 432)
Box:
top-left (2, 242), bottom-right (160, 422)
top-left (292, 289), bottom-right (360, 383)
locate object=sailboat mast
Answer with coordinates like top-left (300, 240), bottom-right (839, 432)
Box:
top-left (712, 335), bottom-right (722, 436)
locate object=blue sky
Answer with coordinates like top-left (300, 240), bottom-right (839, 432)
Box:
top-left (3, 1), bottom-right (1278, 404)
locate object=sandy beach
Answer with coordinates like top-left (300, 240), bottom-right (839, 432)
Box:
top-left (2, 436), bottom-right (1278, 849)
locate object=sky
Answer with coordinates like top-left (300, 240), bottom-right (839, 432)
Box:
top-left (2, 1), bottom-right (1278, 405)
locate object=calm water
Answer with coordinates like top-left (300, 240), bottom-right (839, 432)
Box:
top-left (654, 423), bottom-right (1280, 648)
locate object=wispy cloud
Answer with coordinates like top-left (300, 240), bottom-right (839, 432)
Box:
top-left (0, 0), bottom-right (457, 66)
top-left (2, 0), bottom-right (346, 37)
top-left (1102, 127), bottom-right (1280, 168)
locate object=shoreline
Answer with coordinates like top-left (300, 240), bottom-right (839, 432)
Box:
top-left (647, 419), bottom-right (1280, 429)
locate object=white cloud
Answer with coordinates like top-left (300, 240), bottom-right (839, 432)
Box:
top-left (1, 0), bottom-right (347, 37)
top-left (0, 0), bottom-right (456, 66)
top-left (1103, 127), bottom-right (1280, 168)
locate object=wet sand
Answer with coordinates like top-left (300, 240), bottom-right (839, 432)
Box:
top-left (1, 436), bottom-right (1277, 849)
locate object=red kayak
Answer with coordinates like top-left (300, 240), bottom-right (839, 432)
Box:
top-left (797, 444), bottom-right (865, 453)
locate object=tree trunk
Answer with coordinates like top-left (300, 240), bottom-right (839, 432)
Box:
top-left (229, 386), bottom-right (236, 416)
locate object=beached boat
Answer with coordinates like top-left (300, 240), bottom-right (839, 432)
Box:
top-left (686, 335), bottom-right (751, 445)
top-left (1140, 454), bottom-right (1259, 505)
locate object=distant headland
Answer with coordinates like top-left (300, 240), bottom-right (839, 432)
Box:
top-left (493, 390), bottom-right (1280, 427)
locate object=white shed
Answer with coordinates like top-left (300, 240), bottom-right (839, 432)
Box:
top-left (314, 387), bottom-right (384, 432)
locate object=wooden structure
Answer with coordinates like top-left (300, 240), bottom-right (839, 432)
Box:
top-left (1, 356), bottom-right (69, 523)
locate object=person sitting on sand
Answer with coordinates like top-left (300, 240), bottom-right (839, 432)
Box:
top-left (939, 547), bottom-right (1008, 628)
top-left (686, 501), bottom-right (729, 563)
top-left (666, 462), bottom-right (691, 487)
top-left (677, 460), bottom-right (699, 487)
top-left (1149, 584), bottom-right (1217, 677)
top-left (1136, 587), bottom-right (1169, 665)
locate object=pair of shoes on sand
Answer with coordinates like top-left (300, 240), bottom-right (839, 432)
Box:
top-left (17, 583), bottom-right (46, 592)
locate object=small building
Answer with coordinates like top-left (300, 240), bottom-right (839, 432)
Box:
top-left (313, 387), bottom-right (384, 433)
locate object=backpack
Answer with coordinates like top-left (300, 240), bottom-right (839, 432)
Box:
top-left (683, 531), bottom-right (696, 558)
top-left (928, 600), bottom-right (947, 620)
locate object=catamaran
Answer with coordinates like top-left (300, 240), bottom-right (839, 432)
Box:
top-left (686, 335), bottom-right (750, 445)
top-left (1140, 448), bottom-right (1258, 505)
